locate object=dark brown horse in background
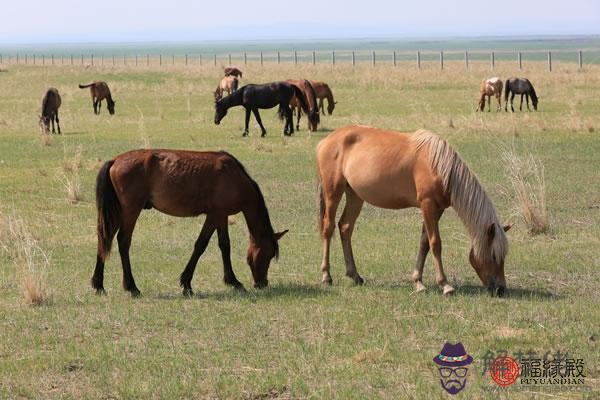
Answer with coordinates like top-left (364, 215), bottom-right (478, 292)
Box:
top-left (79, 81), bottom-right (116, 115)
top-left (39, 88), bottom-right (61, 134)
top-left (312, 81), bottom-right (336, 115)
top-left (286, 79), bottom-right (320, 131)
top-left (92, 149), bottom-right (288, 297)
top-left (505, 77), bottom-right (538, 112)
top-left (214, 81), bottom-right (308, 136)
top-left (224, 67), bottom-right (243, 78)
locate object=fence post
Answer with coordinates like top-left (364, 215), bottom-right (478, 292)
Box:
top-left (244, 52), bottom-right (247, 65)
top-left (578, 50), bottom-right (582, 70)
top-left (199, 54), bottom-right (202, 65)
top-left (393, 51), bottom-right (396, 67)
top-left (91, 54), bottom-right (93, 66)
top-left (124, 55), bottom-right (127, 65)
top-left (213, 54), bottom-right (216, 67)
top-left (51, 55), bottom-right (54, 65)
top-left (101, 55), bottom-right (103, 65)
top-left (294, 50), bottom-right (297, 65)
top-left (34, 55), bottom-right (36, 65)
top-left (81, 54), bottom-right (84, 65)
top-left (147, 54), bottom-right (149, 66)
top-left (228, 53), bottom-right (231, 65)
top-left (440, 51), bottom-right (443, 70)
top-left (491, 51), bottom-right (495, 70)
top-left (465, 50), bottom-right (469, 70)
top-left (172, 55), bottom-right (174, 65)
top-left (62, 55), bottom-right (64, 65)
top-left (372, 51), bottom-right (375, 67)
top-left (518, 51), bottom-right (522, 70)
top-left (135, 55), bottom-right (138, 66)
top-left (277, 51), bottom-right (280, 65)
top-left (312, 50), bottom-right (316, 65)
top-left (548, 51), bottom-right (552, 72)
top-left (17, 54), bottom-right (19, 64)
top-left (332, 51), bottom-right (335, 66)
top-left (352, 51), bottom-right (355, 67)
top-left (27, 54), bottom-right (29, 64)
top-left (260, 51), bottom-right (263, 66)
top-left (160, 54), bottom-right (163, 66)
top-left (185, 54), bottom-right (188, 66)
top-left (417, 51), bottom-right (421, 70)
top-left (71, 55), bottom-right (73, 65)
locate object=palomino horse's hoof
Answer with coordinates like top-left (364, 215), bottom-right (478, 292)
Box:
top-left (321, 273), bottom-right (333, 286)
top-left (415, 281), bottom-right (426, 293)
top-left (442, 284), bottom-right (455, 296)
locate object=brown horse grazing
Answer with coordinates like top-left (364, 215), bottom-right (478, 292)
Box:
top-left (505, 77), bottom-right (538, 112)
top-left (477, 77), bottom-right (503, 112)
top-left (92, 149), bottom-right (288, 297)
top-left (214, 75), bottom-right (239, 101)
top-left (224, 67), bottom-right (243, 78)
top-left (311, 81), bottom-right (336, 115)
top-left (317, 125), bottom-right (511, 296)
top-left (39, 88), bottom-right (61, 134)
top-left (79, 81), bottom-right (116, 115)
top-left (286, 79), bottom-right (320, 131)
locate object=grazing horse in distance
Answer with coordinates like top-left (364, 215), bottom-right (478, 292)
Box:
top-left (311, 81), bottom-right (336, 115)
top-left (79, 81), bottom-right (116, 115)
top-left (92, 149), bottom-right (288, 297)
top-left (477, 77), bottom-right (503, 112)
top-left (214, 75), bottom-right (239, 101)
top-left (39, 88), bottom-right (61, 134)
top-left (224, 67), bottom-right (243, 78)
top-left (317, 125), bottom-right (512, 296)
top-left (214, 82), bottom-right (307, 137)
top-left (286, 79), bottom-right (320, 132)
top-left (505, 77), bottom-right (538, 112)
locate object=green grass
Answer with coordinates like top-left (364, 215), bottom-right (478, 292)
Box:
top-left (0, 60), bottom-right (599, 399)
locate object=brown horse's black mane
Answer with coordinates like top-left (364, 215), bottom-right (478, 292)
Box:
top-left (220, 151), bottom-right (279, 258)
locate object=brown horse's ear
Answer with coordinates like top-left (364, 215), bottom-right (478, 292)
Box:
top-left (503, 223), bottom-right (513, 232)
top-left (487, 223), bottom-right (496, 241)
top-left (274, 230), bottom-right (289, 241)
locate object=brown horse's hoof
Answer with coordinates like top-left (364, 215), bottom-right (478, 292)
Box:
top-left (182, 288), bottom-right (194, 298)
top-left (353, 276), bottom-right (365, 285)
top-left (442, 284), bottom-right (455, 296)
top-left (95, 288), bottom-right (106, 296)
top-left (130, 288), bottom-right (141, 298)
top-left (415, 281), bottom-right (426, 293)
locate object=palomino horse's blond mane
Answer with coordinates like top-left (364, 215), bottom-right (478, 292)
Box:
top-left (412, 130), bottom-right (508, 262)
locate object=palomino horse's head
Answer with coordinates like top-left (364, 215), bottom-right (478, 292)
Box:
top-left (214, 100), bottom-right (227, 125)
top-left (38, 115), bottom-right (50, 134)
top-left (107, 99), bottom-right (116, 115)
top-left (469, 223), bottom-right (511, 297)
top-left (246, 230), bottom-right (288, 288)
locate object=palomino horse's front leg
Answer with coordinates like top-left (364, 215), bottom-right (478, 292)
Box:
top-left (420, 200), bottom-right (454, 295)
top-left (180, 215), bottom-right (217, 297)
top-left (216, 218), bottom-right (244, 290)
top-left (338, 188), bottom-right (365, 284)
top-left (412, 224), bottom-right (429, 293)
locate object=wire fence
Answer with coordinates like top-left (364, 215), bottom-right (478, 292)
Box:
top-left (1, 49), bottom-right (599, 70)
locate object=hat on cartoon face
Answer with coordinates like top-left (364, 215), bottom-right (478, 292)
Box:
top-left (433, 342), bottom-right (473, 367)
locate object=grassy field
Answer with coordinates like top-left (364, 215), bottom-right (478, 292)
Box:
top-left (0, 60), bottom-right (599, 399)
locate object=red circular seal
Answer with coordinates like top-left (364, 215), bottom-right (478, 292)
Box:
top-left (489, 356), bottom-right (520, 387)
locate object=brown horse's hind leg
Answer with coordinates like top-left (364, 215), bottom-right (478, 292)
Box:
top-left (217, 218), bottom-right (244, 290)
top-left (412, 224), bottom-right (429, 293)
top-left (296, 107), bottom-right (302, 131)
top-left (180, 215), bottom-right (217, 297)
top-left (519, 94), bottom-right (524, 111)
top-left (420, 200), bottom-right (454, 295)
top-left (55, 112), bottom-right (61, 134)
top-left (338, 187), bottom-right (365, 284)
top-left (319, 178), bottom-right (346, 285)
top-left (117, 210), bottom-right (142, 297)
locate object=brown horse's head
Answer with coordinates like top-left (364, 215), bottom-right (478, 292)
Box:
top-left (214, 100), bottom-right (227, 125)
top-left (246, 230), bottom-right (288, 288)
top-left (107, 99), bottom-right (116, 115)
top-left (327, 101), bottom-right (336, 115)
top-left (38, 115), bottom-right (50, 133)
top-left (469, 223), bottom-right (511, 297)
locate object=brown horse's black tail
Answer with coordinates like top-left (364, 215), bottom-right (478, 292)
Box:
top-left (79, 83), bottom-right (94, 89)
top-left (96, 160), bottom-right (120, 259)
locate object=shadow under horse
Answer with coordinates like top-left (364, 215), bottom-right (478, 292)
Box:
top-left (214, 81), bottom-right (308, 137)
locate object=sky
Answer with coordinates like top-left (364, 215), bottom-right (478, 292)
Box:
top-left (1, 0), bottom-right (599, 43)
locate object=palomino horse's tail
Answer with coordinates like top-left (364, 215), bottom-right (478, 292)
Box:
top-left (96, 160), bottom-right (121, 259)
top-left (79, 83), bottom-right (94, 89)
top-left (316, 168), bottom-right (325, 233)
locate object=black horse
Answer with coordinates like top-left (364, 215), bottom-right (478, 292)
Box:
top-left (505, 78), bottom-right (538, 112)
top-left (39, 88), bottom-right (62, 134)
top-left (214, 82), bottom-right (308, 137)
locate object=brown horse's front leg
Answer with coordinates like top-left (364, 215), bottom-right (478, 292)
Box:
top-left (217, 221), bottom-right (244, 291)
top-left (180, 216), bottom-right (216, 297)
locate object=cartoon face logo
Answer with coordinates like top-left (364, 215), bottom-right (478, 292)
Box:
top-left (433, 342), bottom-right (473, 395)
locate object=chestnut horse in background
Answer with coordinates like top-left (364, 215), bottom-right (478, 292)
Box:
top-left (39, 88), bottom-right (62, 134)
top-left (224, 67), bottom-right (243, 78)
top-left (317, 125), bottom-right (511, 296)
top-left (79, 81), bottom-right (116, 115)
top-left (477, 77), bottom-right (503, 112)
top-left (286, 79), bottom-right (320, 131)
top-left (311, 81), bottom-right (336, 115)
top-left (92, 149), bottom-right (287, 297)
top-left (214, 75), bottom-right (239, 101)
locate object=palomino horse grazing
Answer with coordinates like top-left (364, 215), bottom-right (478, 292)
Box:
top-left (214, 75), bottom-right (239, 101)
top-left (477, 77), bottom-right (503, 112)
top-left (39, 88), bottom-right (62, 134)
top-left (79, 81), bottom-right (116, 115)
top-left (286, 79), bottom-right (320, 132)
top-left (505, 77), bottom-right (538, 112)
top-left (317, 125), bottom-right (511, 296)
top-left (224, 67), bottom-right (243, 78)
top-left (214, 82), bottom-right (307, 137)
top-left (92, 149), bottom-right (287, 297)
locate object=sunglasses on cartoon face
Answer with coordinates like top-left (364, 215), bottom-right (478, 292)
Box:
top-left (438, 367), bottom-right (468, 378)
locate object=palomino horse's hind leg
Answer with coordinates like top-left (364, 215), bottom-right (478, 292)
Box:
top-left (420, 200), bottom-right (454, 295)
top-left (338, 187), bottom-right (365, 285)
top-left (216, 219), bottom-right (244, 290)
top-left (117, 210), bottom-right (142, 297)
top-left (319, 179), bottom-right (346, 285)
top-left (412, 224), bottom-right (429, 293)
top-left (180, 215), bottom-right (217, 297)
